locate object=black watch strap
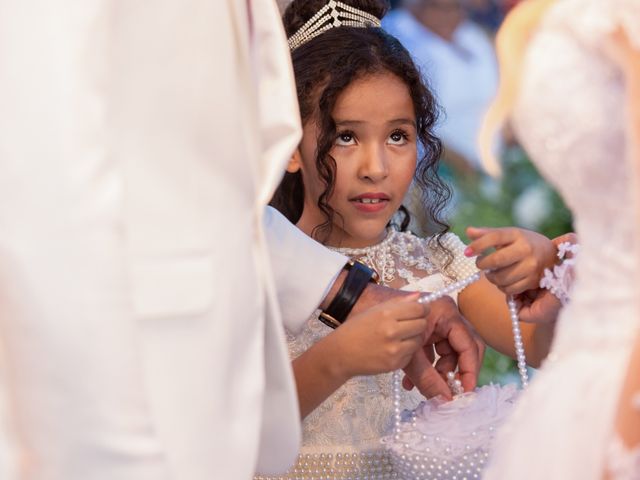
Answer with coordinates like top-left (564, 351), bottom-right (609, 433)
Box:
top-left (318, 260), bottom-right (379, 329)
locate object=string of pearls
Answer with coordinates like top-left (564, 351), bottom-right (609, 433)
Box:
top-left (392, 271), bottom-right (529, 437)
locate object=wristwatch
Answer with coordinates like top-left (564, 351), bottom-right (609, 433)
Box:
top-left (318, 260), bottom-right (379, 329)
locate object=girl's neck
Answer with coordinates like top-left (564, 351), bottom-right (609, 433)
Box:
top-left (295, 215), bottom-right (389, 250)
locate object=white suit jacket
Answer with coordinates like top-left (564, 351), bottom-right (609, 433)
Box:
top-left (0, 1), bottom-right (345, 479)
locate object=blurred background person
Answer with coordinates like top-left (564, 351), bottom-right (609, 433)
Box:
top-left (383, 0), bottom-right (499, 178)
top-left (466, 0), bottom-right (505, 33)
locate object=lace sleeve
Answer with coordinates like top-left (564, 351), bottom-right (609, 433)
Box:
top-left (428, 233), bottom-right (479, 281)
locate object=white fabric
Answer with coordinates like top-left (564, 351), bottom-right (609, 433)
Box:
top-left (264, 208), bottom-right (346, 335)
top-left (256, 231), bottom-right (478, 479)
top-left (0, 1), bottom-right (345, 479)
top-left (484, 1), bottom-right (640, 479)
top-left (382, 383), bottom-right (520, 479)
top-left (382, 9), bottom-right (498, 169)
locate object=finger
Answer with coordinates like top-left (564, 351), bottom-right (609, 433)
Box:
top-left (433, 352), bottom-right (458, 377)
top-left (502, 278), bottom-right (539, 296)
top-left (456, 340), bottom-right (480, 392)
top-left (465, 227), bottom-right (517, 257)
top-left (403, 348), bottom-right (452, 400)
top-left (475, 337), bottom-right (486, 364)
top-left (399, 334), bottom-right (427, 360)
top-left (433, 338), bottom-right (454, 357)
top-left (517, 307), bottom-right (535, 323)
top-left (425, 344), bottom-right (436, 364)
top-left (475, 242), bottom-right (529, 271)
top-left (393, 318), bottom-right (429, 340)
top-left (433, 320), bottom-right (481, 392)
top-left (465, 226), bottom-right (491, 241)
top-left (485, 265), bottom-right (528, 289)
top-left (413, 364), bottom-right (454, 399)
top-left (365, 298), bottom-right (430, 333)
top-left (381, 294), bottom-right (430, 321)
top-left (368, 291), bottom-right (421, 310)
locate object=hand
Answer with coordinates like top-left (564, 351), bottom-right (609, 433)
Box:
top-left (401, 296), bottom-right (484, 399)
top-left (515, 288), bottom-right (562, 324)
top-left (333, 293), bottom-right (429, 378)
top-left (465, 226), bottom-right (557, 295)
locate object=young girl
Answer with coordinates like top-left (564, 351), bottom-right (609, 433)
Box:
top-left (259, 1), bottom-right (559, 478)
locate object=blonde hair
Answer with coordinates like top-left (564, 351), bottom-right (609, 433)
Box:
top-left (478, 0), bottom-right (557, 176)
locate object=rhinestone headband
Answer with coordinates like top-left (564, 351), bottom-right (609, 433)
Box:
top-left (287, 0), bottom-right (382, 51)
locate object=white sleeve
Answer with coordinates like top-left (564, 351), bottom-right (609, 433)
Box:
top-left (263, 206), bottom-right (347, 334)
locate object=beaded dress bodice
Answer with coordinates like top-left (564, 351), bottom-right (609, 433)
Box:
top-left (484, 1), bottom-right (640, 478)
top-left (256, 231), bottom-right (477, 480)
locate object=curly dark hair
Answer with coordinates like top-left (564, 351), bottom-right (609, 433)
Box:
top-left (271, 0), bottom-right (452, 255)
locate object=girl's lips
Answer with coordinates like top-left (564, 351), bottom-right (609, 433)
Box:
top-left (350, 198), bottom-right (389, 213)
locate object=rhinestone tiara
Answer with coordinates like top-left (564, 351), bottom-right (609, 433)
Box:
top-left (287, 0), bottom-right (382, 51)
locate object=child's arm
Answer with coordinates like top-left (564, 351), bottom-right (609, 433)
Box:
top-left (457, 275), bottom-right (555, 367)
top-left (464, 226), bottom-right (559, 295)
top-left (456, 226), bottom-right (564, 366)
top-left (292, 294), bottom-right (428, 419)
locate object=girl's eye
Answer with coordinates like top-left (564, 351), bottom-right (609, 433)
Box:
top-left (335, 131), bottom-right (356, 146)
top-left (388, 130), bottom-right (409, 145)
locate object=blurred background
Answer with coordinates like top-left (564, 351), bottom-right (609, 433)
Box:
top-left (383, 0), bottom-right (573, 384)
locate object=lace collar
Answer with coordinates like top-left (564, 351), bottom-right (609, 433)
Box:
top-left (327, 228), bottom-right (440, 286)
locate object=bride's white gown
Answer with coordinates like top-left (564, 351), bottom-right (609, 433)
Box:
top-left (484, 0), bottom-right (640, 478)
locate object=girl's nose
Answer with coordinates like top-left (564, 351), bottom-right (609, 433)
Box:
top-left (358, 145), bottom-right (389, 182)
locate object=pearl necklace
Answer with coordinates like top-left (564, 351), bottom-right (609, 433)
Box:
top-left (392, 272), bottom-right (529, 436)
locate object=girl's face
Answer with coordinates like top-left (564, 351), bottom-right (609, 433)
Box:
top-left (291, 72), bottom-right (418, 248)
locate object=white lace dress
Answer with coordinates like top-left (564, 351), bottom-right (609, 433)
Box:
top-left (484, 1), bottom-right (640, 478)
top-left (255, 230), bottom-right (478, 480)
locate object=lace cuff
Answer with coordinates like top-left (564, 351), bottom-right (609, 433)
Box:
top-left (539, 241), bottom-right (580, 305)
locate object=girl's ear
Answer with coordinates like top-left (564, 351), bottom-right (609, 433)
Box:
top-left (286, 149), bottom-right (303, 173)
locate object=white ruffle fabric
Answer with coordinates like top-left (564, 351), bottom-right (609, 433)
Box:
top-left (382, 384), bottom-right (520, 480)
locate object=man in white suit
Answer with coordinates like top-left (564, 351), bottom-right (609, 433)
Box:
top-left (0, 1), bottom-right (481, 479)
